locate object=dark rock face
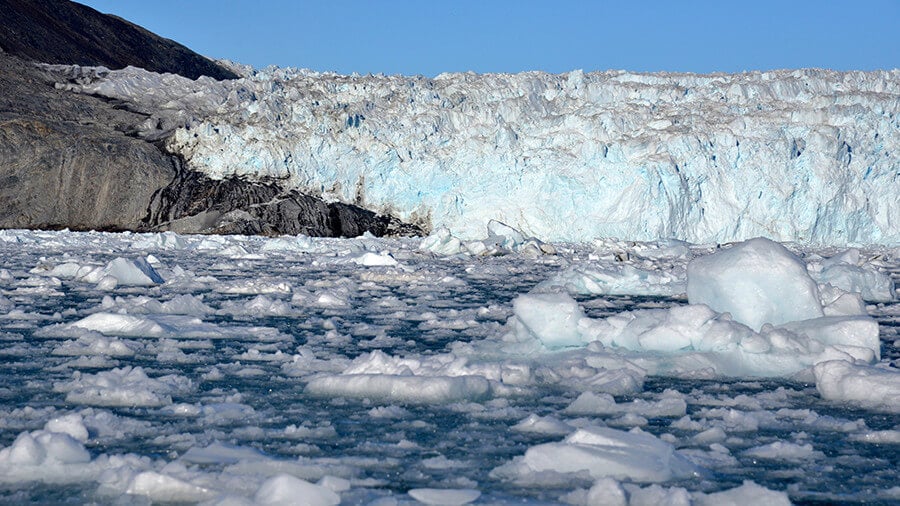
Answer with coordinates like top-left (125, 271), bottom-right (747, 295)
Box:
top-left (0, 0), bottom-right (238, 81)
top-left (142, 166), bottom-right (424, 237)
top-left (0, 1), bottom-right (422, 238)
top-left (0, 52), bottom-right (177, 231)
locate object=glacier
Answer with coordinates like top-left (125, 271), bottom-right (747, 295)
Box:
top-left (57, 65), bottom-right (900, 245)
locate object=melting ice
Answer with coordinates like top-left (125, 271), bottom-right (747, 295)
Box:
top-left (0, 228), bottom-right (898, 504)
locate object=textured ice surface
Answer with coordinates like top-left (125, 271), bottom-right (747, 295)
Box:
top-left (687, 238), bottom-right (824, 330)
top-left (60, 66), bottom-right (900, 245)
top-left (0, 229), bottom-right (897, 504)
top-left (497, 425), bottom-right (701, 483)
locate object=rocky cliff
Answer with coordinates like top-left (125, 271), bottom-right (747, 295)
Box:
top-left (0, 1), bottom-right (421, 237)
top-left (0, 52), bottom-right (176, 230)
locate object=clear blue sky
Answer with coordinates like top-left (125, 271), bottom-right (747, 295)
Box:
top-left (78, 0), bottom-right (898, 76)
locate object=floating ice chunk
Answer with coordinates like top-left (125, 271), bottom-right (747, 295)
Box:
top-left (317, 475), bottom-right (351, 493)
top-left (254, 473), bottom-right (340, 506)
top-left (70, 313), bottom-right (168, 336)
top-left (562, 360), bottom-right (647, 395)
top-left (111, 293), bottom-right (215, 315)
top-left (693, 480), bottom-right (791, 506)
top-left (813, 360), bottom-right (900, 412)
top-left (511, 414), bottom-right (574, 436)
top-left (814, 261), bottom-right (895, 302)
top-left (0, 429), bottom-right (90, 467)
top-left (305, 374), bottom-right (491, 404)
top-left (743, 441), bottom-right (823, 461)
top-left (577, 304), bottom-right (753, 355)
top-left (778, 315), bottom-right (880, 362)
top-left (687, 238), bottom-right (823, 331)
top-left (350, 251), bottom-right (399, 266)
top-left (408, 488), bottom-right (481, 505)
top-left (35, 261), bottom-right (84, 279)
top-left (512, 426), bottom-right (701, 483)
top-left (219, 295), bottom-right (296, 316)
top-left (585, 478), bottom-right (628, 506)
top-left (819, 284), bottom-right (868, 316)
top-left (510, 293), bottom-right (587, 348)
top-left (564, 392), bottom-right (687, 418)
top-left (55, 366), bottom-right (192, 407)
top-left (486, 220), bottom-right (525, 248)
top-left (61, 312), bottom-right (229, 339)
top-left (850, 430), bottom-right (900, 444)
top-left (43, 414), bottom-right (89, 442)
top-left (619, 483), bottom-right (693, 506)
top-left (181, 442), bottom-right (267, 464)
top-left (0, 415), bottom-right (95, 483)
top-left (51, 334), bottom-right (137, 357)
top-left (217, 244), bottom-right (263, 259)
top-left (130, 231), bottom-right (189, 250)
top-left (216, 279), bottom-right (292, 294)
top-left (420, 227), bottom-right (464, 256)
top-left (291, 286), bottom-right (352, 308)
top-left (126, 471), bottom-right (214, 503)
top-left (102, 257), bottom-right (165, 286)
top-left (504, 283), bottom-right (879, 378)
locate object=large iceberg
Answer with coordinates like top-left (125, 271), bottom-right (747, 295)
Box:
top-left (505, 237), bottom-right (881, 378)
top-left (59, 66), bottom-right (900, 246)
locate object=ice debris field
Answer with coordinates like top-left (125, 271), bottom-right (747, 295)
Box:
top-left (0, 227), bottom-right (898, 504)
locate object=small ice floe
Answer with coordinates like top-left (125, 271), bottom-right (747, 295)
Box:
top-left (564, 391), bottom-right (687, 418)
top-left (306, 373), bottom-right (491, 404)
top-left (304, 350), bottom-right (495, 404)
top-left (407, 487), bottom-right (481, 505)
top-left (511, 414), bottom-right (574, 436)
top-left (218, 294), bottom-right (296, 316)
top-left (53, 366), bottom-right (192, 407)
top-left (494, 425), bottom-right (702, 483)
top-left (0, 415), bottom-right (91, 482)
top-left (99, 294), bottom-right (215, 316)
top-left (743, 440), bottom-right (824, 461)
top-left (813, 360), bottom-right (900, 412)
top-left (33, 256), bottom-right (164, 287)
top-left (253, 473), bottom-right (340, 506)
top-left (349, 250), bottom-right (399, 267)
top-left (125, 471), bottom-right (214, 503)
top-left (44, 312), bottom-right (235, 339)
top-left (215, 278), bottom-right (293, 294)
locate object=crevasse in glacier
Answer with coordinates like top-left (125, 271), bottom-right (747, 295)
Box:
top-left (64, 66), bottom-right (900, 245)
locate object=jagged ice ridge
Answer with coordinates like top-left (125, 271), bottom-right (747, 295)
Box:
top-left (61, 65), bottom-right (900, 245)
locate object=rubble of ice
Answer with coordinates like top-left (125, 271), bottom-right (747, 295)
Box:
top-left (58, 65), bottom-right (900, 246)
top-left (0, 229), bottom-right (897, 503)
top-left (503, 237), bottom-right (882, 378)
top-left (421, 221), bottom-right (556, 257)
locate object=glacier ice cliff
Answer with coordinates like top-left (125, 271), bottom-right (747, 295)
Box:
top-left (64, 66), bottom-right (900, 245)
